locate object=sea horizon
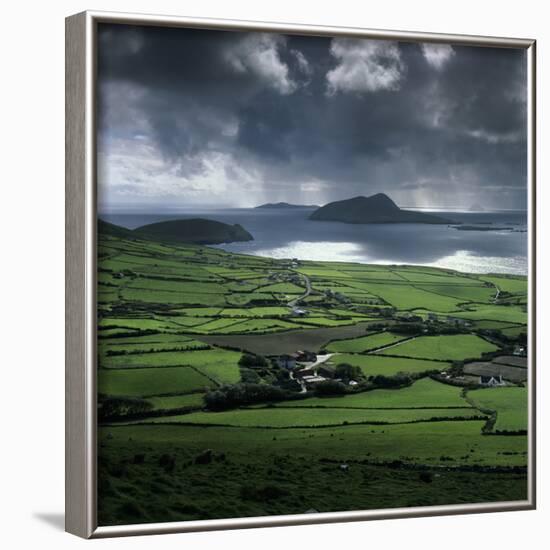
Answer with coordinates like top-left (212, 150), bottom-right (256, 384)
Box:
top-left (99, 207), bottom-right (528, 276)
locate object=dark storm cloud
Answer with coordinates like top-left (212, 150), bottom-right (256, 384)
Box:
top-left (97, 23), bottom-right (527, 209)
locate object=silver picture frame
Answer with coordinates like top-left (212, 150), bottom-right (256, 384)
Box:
top-left (65, 10), bottom-right (537, 539)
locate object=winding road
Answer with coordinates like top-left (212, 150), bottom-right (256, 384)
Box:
top-left (288, 272), bottom-right (312, 308)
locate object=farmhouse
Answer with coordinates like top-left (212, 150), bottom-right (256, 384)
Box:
top-left (446, 316), bottom-right (470, 327)
top-left (302, 375), bottom-right (328, 388)
top-left (276, 354), bottom-right (296, 369)
top-left (294, 367), bottom-right (316, 379)
top-left (480, 375), bottom-right (505, 387)
top-left (291, 307), bottom-right (309, 317)
top-left (294, 350), bottom-right (317, 362)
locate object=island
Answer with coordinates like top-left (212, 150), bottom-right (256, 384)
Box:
top-left (309, 193), bottom-right (454, 224)
top-left (255, 202), bottom-right (319, 209)
top-left (99, 218), bottom-right (254, 245)
top-left (453, 225), bottom-right (514, 232)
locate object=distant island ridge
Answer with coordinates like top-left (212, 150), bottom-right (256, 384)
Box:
top-left (255, 202), bottom-right (319, 209)
top-left (309, 193), bottom-right (454, 224)
top-left (98, 218), bottom-right (254, 245)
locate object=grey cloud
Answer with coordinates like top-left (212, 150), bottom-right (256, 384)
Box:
top-left (421, 43), bottom-right (455, 70)
top-left (97, 24), bottom-right (528, 210)
top-left (326, 39), bottom-right (404, 95)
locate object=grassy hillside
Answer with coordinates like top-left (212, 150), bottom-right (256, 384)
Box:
top-left (96, 225), bottom-right (528, 526)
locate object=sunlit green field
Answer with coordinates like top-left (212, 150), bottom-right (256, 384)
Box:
top-left (326, 354), bottom-right (451, 377)
top-left (378, 334), bottom-right (499, 361)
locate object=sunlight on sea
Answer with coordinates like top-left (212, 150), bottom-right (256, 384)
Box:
top-left (254, 241), bottom-right (526, 275)
top-left (421, 250), bottom-right (527, 275)
top-left (254, 241), bottom-right (368, 263)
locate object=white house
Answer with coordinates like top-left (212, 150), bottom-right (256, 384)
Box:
top-left (479, 375), bottom-right (504, 387)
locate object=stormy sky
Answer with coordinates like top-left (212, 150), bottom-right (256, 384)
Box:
top-left (97, 23), bottom-right (527, 211)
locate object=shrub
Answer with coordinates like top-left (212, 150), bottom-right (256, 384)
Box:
top-left (239, 353), bottom-right (268, 368)
top-left (314, 380), bottom-right (347, 396)
top-left (334, 363), bottom-right (363, 382)
top-left (98, 396), bottom-right (153, 421)
top-left (240, 484), bottom-right (289, 501)
top-left (371, 374), bottom-right (412, 389)
top-left (158, 454), bottom-right (176, 472)
top-left (240, 368), bottom-right (261, 384)
top-left (204, 383), bottom-right (289, 411)
top-left (419, 472), bottom-right (433, 483)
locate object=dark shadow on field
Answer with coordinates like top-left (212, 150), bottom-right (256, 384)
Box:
top-left (33, 512), bottom-right (65, 531)
top-left (199, 321), bottom-right (375, 355)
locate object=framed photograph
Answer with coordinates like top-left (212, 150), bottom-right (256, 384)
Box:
top-left (65, 10), bottom-right (536, 538)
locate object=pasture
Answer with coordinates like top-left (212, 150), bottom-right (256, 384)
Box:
top-left (98, 367), bottom-right (213, 397)
top-left (329, 355), bottom-right (450, 377)
top-left (468, 387), bottom-right (528, 433)
top-left (378, 334), bottom-right (499, 361)
top-left (144, 407), bottom-right (483, 427)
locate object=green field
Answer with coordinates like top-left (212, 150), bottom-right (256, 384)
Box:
top-left (451, 305), bottom-right (527, 324)
top-left (96, 229), bottom-right (528, 526)
top-left (98, 421), bottom-right (527, 526)
top-left (142, 406), bottom-right (483, 427)
top-left (329, 354), bottom-right (450, 377)
top-left (102, 348), bottom-right (241, 375)
top-left (147, 393), bottom-right (205, 411)
top-left (98, 367), bottom-right (213, 397)
top-left (378, 334), bottom-right (499, 361)
top-left (468, 387), bottom-right (528, 433)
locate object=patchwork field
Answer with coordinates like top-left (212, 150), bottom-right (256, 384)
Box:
top-left (326, 354), bottom-right (449, 377)
top-left (468, 387), bottom-right (528, 433)
top-left (378, 334), bottom-right (499, 361)
top-left (96, 228), bottom-right (529, 526)
top-left (140, 406), bottom-right (483, 427)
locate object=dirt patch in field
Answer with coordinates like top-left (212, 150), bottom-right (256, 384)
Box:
top-left (195, 321), bottom-right (376, 355)
top-left (493, 355), bottom-right (527, 368)
top-left (464, 362), bottom-right (527, 383)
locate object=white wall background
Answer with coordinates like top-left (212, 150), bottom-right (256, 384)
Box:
top-left (0, 0), bottom-right (546, 548)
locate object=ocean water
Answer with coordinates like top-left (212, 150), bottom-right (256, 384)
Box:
top-left (101, 208), bottom-right (528, 275)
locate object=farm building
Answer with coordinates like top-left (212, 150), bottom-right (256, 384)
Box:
top-left (294, 350), bottom-right (317, 362)
top-left (275, 355), bottom-right (296, 369)
top-left (302, 375), bottom-right (328, 387)
top-left (294, 367), bottom-right (316, 379)
top-left (291, 307), bottom-right (309, 317)
top-left (480, 375), bottom-right (505, 387)
top-left (446, 316), bottom-right (470, 327)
